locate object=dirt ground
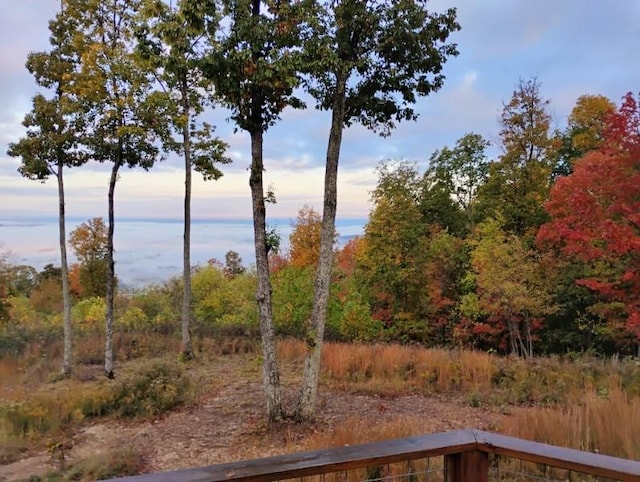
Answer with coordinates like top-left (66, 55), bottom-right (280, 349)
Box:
top-left (0, 358), bottom-right (504, 481)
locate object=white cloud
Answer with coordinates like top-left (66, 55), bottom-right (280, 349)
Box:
top-left (2, 0), bottom-right (640, 225)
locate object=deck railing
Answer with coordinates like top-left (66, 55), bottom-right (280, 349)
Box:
top-left (104, 429), bottom-right (640, 482)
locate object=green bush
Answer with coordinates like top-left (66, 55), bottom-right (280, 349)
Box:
top-left (71, 297), bottom-right (106, 332)
top-left (1, 360), bottom-right (194, 441)
top-left (192, 270), bottom-right (257, 335)
top-left (101, 361), bottom-right (193, 418)
top-left (127, 286), bottom-right (179, 326)
top-left (7, 295), bottom-right (39, 327)
top-left (117, 306), bottom-right (151, 332)
top-left (0, 391), bottom-right (83, 439)
top-left (337, 296), bottom-right (382, 342)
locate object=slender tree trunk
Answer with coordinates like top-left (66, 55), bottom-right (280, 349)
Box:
top-left (246, 0), bottom-right (282, 422)
top-left (57, 161), bottom-right (72, 376)
top-left (296, 71), bottom-right (348, 421)
top-left (181, 83), bottom-right (194, 360)
top-left (104, 156), bottom-right (121, 379)
top-left (516, 324), bottom-right (527, 358)
top-left (250, 128), bottom-right (282, 422)
top-left (507, 306), bottom-right (517, 356)
top-left (524, 315), bottom-right (533, 358)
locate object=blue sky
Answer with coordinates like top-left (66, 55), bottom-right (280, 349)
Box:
top-left (1, 1), bottom-right (639, 223)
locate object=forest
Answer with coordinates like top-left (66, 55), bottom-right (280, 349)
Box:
top-left (3, 84), bottom-right (640, 360)
top-left (1, 0), bottom-right (640, 479)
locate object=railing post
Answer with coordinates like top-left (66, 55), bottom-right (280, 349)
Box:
top-left (445, 450), bottom-right (489, 482)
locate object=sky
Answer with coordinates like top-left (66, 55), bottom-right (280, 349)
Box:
top-left (1, 1), bottom-right (639, 223)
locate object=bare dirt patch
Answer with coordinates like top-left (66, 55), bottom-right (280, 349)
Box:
top-left (0, 355), bottom-right (503, 481)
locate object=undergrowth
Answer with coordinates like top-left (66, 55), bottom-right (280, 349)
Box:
top-left (500, 386), bottom-right (640, 460)
top-left (275, 339), bottom-right (640, 408)
top-left (3, 333), bottom-right (640, 475)
top-left (27, 446), bottom-right (145, 481)
top-left (0, 359), bottom-right (195, 443)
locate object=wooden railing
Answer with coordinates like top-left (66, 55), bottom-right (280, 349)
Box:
top-left (104, 429), bottom-right (640, 482)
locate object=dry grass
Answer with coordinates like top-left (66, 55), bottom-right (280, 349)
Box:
top-left (0, 357), bottom-right (21, 394)
top-left (299, 342), bottom-right (500, 394)
top-left (27, 445), bottom-right (145, 481)
top-left (303, 415), bottom-right (432, 450)
top-left (300, 416), bottom-right (444, 482)
top-left (500, 387), bottom-right (640, 460)
top-left (274, 340), bottom-right (640, 408)
top-left (3, 333), bottom-right (640, 476)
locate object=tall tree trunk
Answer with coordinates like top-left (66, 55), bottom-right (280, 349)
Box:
top-left (296, 70), bottom-right (347, 421)
top-left (507, 306), bottom-right (517, 356)
top-left (57, 161), bottom-right (72, 376)
top-left (524, 315), bottom-right (533, 358)
top-left (104, 157), bottom-right (121, 379)
top-left (181, 83), bottom-right (194, 360)
top-left (250, 128), bottom-right (282, 422)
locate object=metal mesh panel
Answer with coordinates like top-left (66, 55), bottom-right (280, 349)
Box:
top-left (286, 458), bottom-right (446, 482)
top-left (488, 454), bottom-right (624, 482)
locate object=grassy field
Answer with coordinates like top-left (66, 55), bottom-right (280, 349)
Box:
top-left (1, 332), bottom-right (639, 479)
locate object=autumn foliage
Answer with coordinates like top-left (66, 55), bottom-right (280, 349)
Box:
top-left (538, 92), bottom-right (640, 340)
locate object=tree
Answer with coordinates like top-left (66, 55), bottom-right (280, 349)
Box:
top-left (296, 0), bottom-right (460, 420)
top-left (137, 0), bottom-right (230, 360)
top-left (421, 228), bottom-right (467, 345)
top-left (419, 180), bottom-right (466, 236)
top-left (0, 253), bottom-right (13, 324)
top-left (224, 250), bottom-right (245, 277)
top-left (358, 161), bottom-right (429, 334)
top-left (64, 0), bottom-right (166, 378)
top-left (39, 263), bottom-right (62, 282)
top-left (69, 218), bottom-right (110, 298)
top-left (537, 92), bottom-right (640, 352)
top-left (202, 0), bottom-right (315, 421)
top-left (8, 265), bottom-right (39, 300)
top-left (289, 205), bottom-right (334, 268)
top-left (554, 94), bottom-right (616, 177)
top-left (6, 3), bottom-right (87, 375)
top-left (461, 218), bottom-right (555, 357)
top-left (477, 78), bottom-right (554, 235)
top-left (272, 264), bottom-right (315, 338)
top-left (425, 133), bottom-right (490, 233)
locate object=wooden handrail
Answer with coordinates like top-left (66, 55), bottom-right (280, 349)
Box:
top-left (103, 429), bottom-right (640, 482)
top-left (476, 431), bottom-right (640, 481)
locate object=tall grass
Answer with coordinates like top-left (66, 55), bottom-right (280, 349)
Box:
top-left (303, 416), bottom-right (432, 450)
top-left (298, 416), bottom-right (444, 482)
top-left (500, 387), bottom-right (640, 460)
top-left (4, 332), bottom-right (640, 472)
top-left (276, 340), bottom-right (640, 407)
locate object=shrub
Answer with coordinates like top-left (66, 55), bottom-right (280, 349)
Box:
top-left (118, 306), bottom-right (151, 332)
top-left (0, 326), bottom-right (28, 357)
top-left (71, 297), bottom-right (106, 332)
top-left (65, 446), bottom-right (145, 480)
top-left (0, 359), bottom-right (194, 442)
top-left (7, 295), bottom-right (39, 327)
top-left (338, 296), bottom-right (382, 342)
top-left (96, 360), bottom-right (194, 419)
top-left (0, 390), bottom-right (84, 439)
top-left (29, 446), bottom-right (145, 481)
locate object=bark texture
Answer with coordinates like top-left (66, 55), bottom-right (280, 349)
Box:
top-left (181, 86), bottom-right (194, 360)
top-left (58, 162), bottom-right (73, 376)
top-left (250, 129), bottom-right (282, 421)
top-left (296, 71), bottom-right (347, 420)
top-left (104, 158), bottom-right (121, 379)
